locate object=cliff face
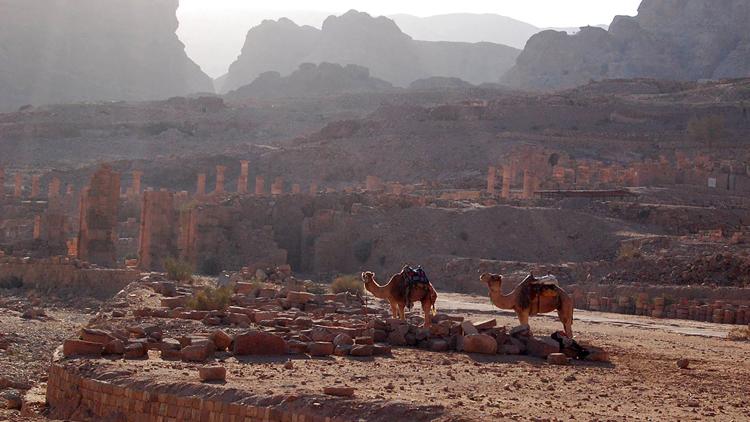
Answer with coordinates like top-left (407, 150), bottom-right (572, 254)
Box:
top-left (220, 10), bottom-right (520, 92)
top-left (0, 0), bottom-right (213, 111)
top-left (502, 0), bottom-right (750, 90)
top-left (225, 62), bottom-right (395, 100)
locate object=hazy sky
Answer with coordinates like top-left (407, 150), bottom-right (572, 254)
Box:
top-left (177, 0), bottom-right (643, 78)
top-left (178, 0), bottom-right (641, 28)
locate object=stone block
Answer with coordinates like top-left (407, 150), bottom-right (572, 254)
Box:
top-left (198, 366), bottom-right (227, 383)
top-left (350, 345), bottom-right (373, 357)
top-left (233, 331), bottom-right (288, 356)
top-left (460, 321), bottom-right (479, 336)
top-left (462, 334), bottom-right (498, 355)
top-left (308, 342), bottom-right (335, 357)
top-left (547, 353), bottom-right (570, 365)
top-left (526, 337), bottom-right (560, 358)
top-left (63, 339), bottom-right (103, 357)
top-left (210, 330), bottom-right (233, 351)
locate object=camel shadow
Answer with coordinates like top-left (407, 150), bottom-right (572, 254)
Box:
top-left (466, 353), bottom-right (616, 369)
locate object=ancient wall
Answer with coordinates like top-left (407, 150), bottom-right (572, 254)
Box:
top-left (47, 363), bottom-right (340, 422)
top-left (138, 191), bottom-right (176, 271)
top-left (0, 257), bottom-right (138, 297)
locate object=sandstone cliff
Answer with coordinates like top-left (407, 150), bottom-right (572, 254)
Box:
top-left (226, 63), bottom-right (395, 100)
top-left (220, 10), bottom-right (520, 92)
top-left (503, 0), bottom-right (750, 90)
top-left (0, 0), bottom-right (213, 112)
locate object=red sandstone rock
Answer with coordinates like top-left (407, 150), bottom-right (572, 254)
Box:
top-left (323, 386), bottom-right (355, 397)
top-left (287, 291), bottom-right (315, 305)
top-left (235, 282), bottom-right (257, 295)
top-left (253, 311), bottom-right (277, 323)
top-left (677, 358), bottom-right (690, 369)
top-left (462, 334), bottom-right (498, 355)
top-left (103, 339), bottom-right (125, 355)
top-left (198, 366), bottom-right (227, 382)
top-left (428, 339), bottom-right (449, 352)
top-left (233, 331), bottom-right (288, 355)
top-left (287, 340), bottom-right (309, 354)
top-left (160, 296), bottom-right (188, 309)
top-left (124, 342), bottom-right (147, 359)
top-left (350, 345), bottom-right (374, 357)
top-left (80, 328), bottom-right (114, 345)
top-left (333, 334), bottom-right (354, 346)
top-left (547, 353), bottom-right (570, 365)
top-left (63, 339), bottom-right (103, 357)
top-left (308, 342), bottom-right (335, 357)
top-left (373, 344), bottom-right (392, 355)
top-left (474, 319), bottom-right (497, 330)
top-left (500, 344), bottom-right (522, 355)
top-left (355, 336), bottom-right (374, 345)
top-left (334, 345), bottom-right (352, 356)
top-left (227, 313), bottom-right (251, 327)
top-left (211, 330), bottom-right (233, 351)
top-left (181, 344), bottom-right (213, 362)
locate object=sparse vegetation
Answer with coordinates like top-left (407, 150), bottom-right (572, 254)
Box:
top-left (728, 326), bottom-right (749, 341)
top-left (331, 275), bottom-right (364, 295)
top-left (618, 242), bottom-right (642, 260)
top-left (186, 284), bottom-right (234, 311)
top-left (163, 257), bottom-right (193, 282)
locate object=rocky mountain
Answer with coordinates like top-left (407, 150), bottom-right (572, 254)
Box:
top-left (0, 0), bottom-right (213, 112)
top-left (220, 10), bottom-right (520, 92)
top-left (503, 0), bottom-right (750, 91)
top-left (225, 63), bottom-right (395, 100)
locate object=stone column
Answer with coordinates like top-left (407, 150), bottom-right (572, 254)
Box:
top-left (0, 167), bottom-right (4, 197)
top-left (48, 177), bottom-right (61, 198)
top-left (132, 171), bottom-right (143, 195)
top-left (77, 164), bottom-right (120, 267)
top-left (30, 175), bottom-right (40, 199)
top-left (196, 173), bottom-right (206, 196)
top-left (14, 173), bottom-right (22, 198)
top-left (255, 176), bottom-right (265, 196)
top-left (138, 191), bottom-right (176, 271)
top-left (487, 166), bottom-right (497, 195)
top-left (292, 184), bottom-right (301, 194)
top-left (309, 182), bottom-right (318, 195)
top-left (501, 166), bottom-right (512, 199)
top-left (366, 175), bottom-right (383, 192)
top-left (238, 160), bottom-right (249, 194)
top-left (522, 170), bottom-right (534, 199)
top-left (215, 165), bottom-right (226, 194)
top-left (271, 177), bottom-right (284, 195)
top-left (33, 215), bottom-right (42, 240)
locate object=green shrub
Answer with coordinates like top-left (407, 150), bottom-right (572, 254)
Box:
top-left (331, 275), bottom-right (364, 295)
top-left (163, 257), bottom-right (193, 282)
top-left (186, 284), bottom-right (234, 311)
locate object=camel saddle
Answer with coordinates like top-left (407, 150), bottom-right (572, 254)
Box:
top-left (519, 274), bottom-right (560, 310)
top-left (402, 266), bottom-right (430, 309)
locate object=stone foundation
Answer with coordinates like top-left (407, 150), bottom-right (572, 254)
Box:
top-left (46, 363), bottom-right (346, 422)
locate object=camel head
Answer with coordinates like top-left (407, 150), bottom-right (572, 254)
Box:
top-left (361, 271), bottom-right (375, 284)
top-left (480, 273), bottom-right (503, 292)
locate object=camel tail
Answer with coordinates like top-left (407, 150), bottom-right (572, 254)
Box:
top-left (430, 284), bottom-right (438, 316)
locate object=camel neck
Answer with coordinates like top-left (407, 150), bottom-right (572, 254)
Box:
top-left (489, 287), bottom-right (515, 310)
top-left (365, 279), bottom-right (388, 299)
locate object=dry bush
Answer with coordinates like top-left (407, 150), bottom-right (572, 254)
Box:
top-left (617, 242), bottom-right (642, 260)
top-left (728, 326), bottom-right (749, 341)
top-left (186, 284), bottom-right (234, 311)
top-left (331, 275), bottom-right (364, 295)
top-left (164, 257), bottom-right (193, 282)
top-left (305, 281), bottom-right (327, 295)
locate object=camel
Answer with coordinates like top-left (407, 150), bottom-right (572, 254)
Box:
top-left (480, 272), bottom-right (574, 337)
top-left (361, 267), bottom-right (438, 327)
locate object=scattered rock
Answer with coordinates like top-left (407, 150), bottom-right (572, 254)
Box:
top-left (211, 330), bottom-right (233, 351)
top-left (460, 321), bottom-right (479, 336)
top-left (677, 358), bottom-right (690, 369)
top-left (308, 342), bottom-right (335, 357)
top-left (198, 366), bottom-right (227, 382)
top-left (323, 386), bottom-right (355, 397)
top-left (462, 334), bottom-right (498, 355)
top-left (333, 334), bottom-right (354, 346)
top-left (63, 339), bottom-right (103, 357)
top-left (233, 331), bottom-right (288, 355)
top-left (1, 389), bottom-right (22, 410)
top-left (350, 345), bottom-right (374, 357)
top-left (547, 353), bottom-right (570, 365)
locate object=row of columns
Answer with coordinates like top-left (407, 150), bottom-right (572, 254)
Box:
top-left (0, 167), bottom-right (66, 200)
top-left (487, 165), bottom-right (538, 199)
top-left (194, 164), bottom-right (317, 197)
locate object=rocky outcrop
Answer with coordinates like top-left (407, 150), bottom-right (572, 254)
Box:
top-left (503, 0), bottom-right (750, 90)
top-left (226, 63), bottom-right (394, 100)
top-left (220, 10), bottom-right (520, 92)
top-left (0, 0), bottom-right (213, 112)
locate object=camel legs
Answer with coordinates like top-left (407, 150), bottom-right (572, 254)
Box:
top-left (398, 303), bottom-right (406, 320)
top-left (420, 300), bottom-right (432, 328)
top-left (558, 307), bottom-right (573, 338)
top-left (389, 302), bottom-right (399, 319)
top-left (517, 310), bottom-right (531, 334)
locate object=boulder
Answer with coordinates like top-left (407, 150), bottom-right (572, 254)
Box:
top-left (287, 340), bottom-right (309, 354)
top-left (428, 339), bottom-right (449, 352)
top-left (333, 334), bottom-right (354, 346)
top-left (355, 336), bottom-right (374, 345)
top-left (525, 337), bottom-right (560, 358)
top-left (233, 331), bottom-right (288, 356)
top-left (160, 296), bottom-right (188, 309)
top-left (227, 313), bottom-right (252, 327)
top-left (198, 366), bottom-right (227, 382)
top-left (373, 344), bottom-right (392, 355)
top-left (254, 311), bottom-right (278, 324)
top-left (308, 342), bottom-right (335, 357)
top-left (1, 389), bottom-right (22, 410)
top-left (311, 326), bottom-right (336, 342)
top-left (287, 291), bottom-right (315, 305)
top-left (79, 328), bottom-right (114, 345)
top-left (462, 334), bottom-right (498, 355)
top-left (181, 344), bottom-right (213, 362)
top-left (474, 319), bottom-right (497, 330)
top-left (334, 345), bottom-right (352, 356)
top-left (63, 339), bottom-right (103, 357)
top-left (510, 324), bottom-right (531, 338)
top-left (124, 342), bottom-right (147, 359)
top-left (211, 330), bottom-right (233, 351)
top-left (103, 339), bottom-right (125, 355)
top-left (350, 345), bottom-right (374, 357)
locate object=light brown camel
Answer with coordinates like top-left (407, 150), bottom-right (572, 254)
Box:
top-left (480, 272), bottom-right (574, 337)
top-left (361, 267), bottom-right (438, 327)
